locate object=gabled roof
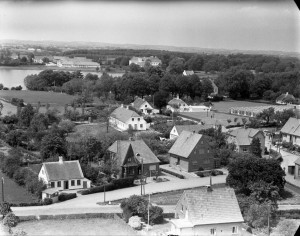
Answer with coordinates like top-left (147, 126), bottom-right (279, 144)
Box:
top-left (110, 107), bottom-right (141, 123)
top-left (169, 131), bottom-right (204, 158)
top-left (281, 117), bottom-right (300, 137)
top-left (27, 164), bottom-right (43, 175)
top-left (174, 125), bottom-right (212, 136)
top-left (276, 93), bottom-right (295, 102)
top-left (227, 128), bottom-right (262, 146)
top-left (168, 98), bottom-right (187, 106)
top-left (180, 187), bottom-right (244, 226)
top-left (132, 97), bottom-right (151, 110)
top-left (43, 160), bottom-right (84, 181)
top-left (108, 140), bottom-right (160, 165)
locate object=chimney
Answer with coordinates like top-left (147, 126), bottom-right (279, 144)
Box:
top-left (58, 156), bottom-right (64, 164)
top-left (176, 94), bottom-right (179, 99)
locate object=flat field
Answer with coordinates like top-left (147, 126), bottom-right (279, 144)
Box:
top-left (14, 218), bottom-right (137, 236)
top-left (0, 170), bottom-right (37, 204)
top-left (211, 100), bottom-right (270, 113)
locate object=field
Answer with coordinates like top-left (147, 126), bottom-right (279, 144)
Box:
top-left (211, 100), bottom-right (270, 113)
top-left (0, 170), bottom-right (37, 204)
top-left (14, 218), bottom-right (137, 236)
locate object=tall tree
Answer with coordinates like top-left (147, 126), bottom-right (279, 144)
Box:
top-left (256, 107), bottom-right (275, 124)
top-left (18, 104), bottom-right (35, 127)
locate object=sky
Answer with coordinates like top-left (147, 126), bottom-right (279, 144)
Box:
top-left (0, 0), bottom-right (299, 52)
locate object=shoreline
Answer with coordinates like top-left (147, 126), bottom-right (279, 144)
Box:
top-left (0, 65), bottom-right (125, 74)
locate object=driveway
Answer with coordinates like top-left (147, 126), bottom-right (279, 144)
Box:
top-left (12, 174), bottom-right (226, 215)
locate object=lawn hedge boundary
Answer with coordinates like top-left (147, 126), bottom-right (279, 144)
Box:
top-left (80, 177), bottom-right (135, 195)
top-left (58, 193), bottom-right (77, 202)
top-left (277, 209), bottom-right (300, 219)
top-left (160, 168), bottom-right (185, 179)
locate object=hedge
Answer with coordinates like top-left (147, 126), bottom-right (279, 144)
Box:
top-left (160, 168), bottom-right (185, 179)
top-left (277, 209), bottom-right (300, 219)
top-left (58, 193), bottom-right (77, 201)
top-left (81, 177), bottom-right (135, 195)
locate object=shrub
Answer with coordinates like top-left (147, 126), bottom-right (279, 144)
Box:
top-left (81, 183), bottom-right (114, 195)
top-left (147, 206), bottom-right (164, 225)
top-left (160, 168), bottom-right (184, 179)
top-left (3, 212), bottom-right (19, 228)
top-left (211, 169), bottom-right (223, 176)
top-left (198, 167), bottom-right (204, 171)
top-left (112, 177), bottom-right (134, 189)
top-left (58, 193), bottom-right (77, 202)
top-left (0, 202), bottom-right (11, 216)
top-left (43, 198), bottom-right (53, 205)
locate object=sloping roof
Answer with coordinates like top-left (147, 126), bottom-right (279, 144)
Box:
top-left (168, 98), bottom-right (187, 106)
top-left (27, 164), bottom-right (43, 175)
top-left (132, 98), bottom-right (146, 110)
top-left (169, 131), bottom-right (203, 158)
top-left (110, 107), bottom-right (141, 123)
top-left (227, 128), bottom-right (261, 146)
top-left (281, 117), bottom-right (300, 137)
top-left (174, 125), bottom-right (212, 136)
top-left (43, 160), bottom-right (84, 181)
top-left (276, 93), bottom-right (295, 103)
top-left (108, 140), bottom-right (160, 165)
top-left (181, 187), bottom-right (244, 226)
top-left (295, 157), bottom-right (300, 166)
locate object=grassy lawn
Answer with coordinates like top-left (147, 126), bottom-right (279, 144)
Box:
top-left (14, 218), bottom-right (137, 236)
top-left (211, 100), bottom-right (270, 113)
top-left (67, 123), bottom-right (120, 141)
top-left (0, 170), bottom-right (38, 204)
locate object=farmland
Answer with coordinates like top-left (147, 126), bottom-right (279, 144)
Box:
top-left (211, 100), bottom-right (271, 113)
top-left (14, 218), bottom-right (137, 236)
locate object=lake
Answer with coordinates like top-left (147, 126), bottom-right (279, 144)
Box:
top-left (0, 68), bottom-right (124, 90)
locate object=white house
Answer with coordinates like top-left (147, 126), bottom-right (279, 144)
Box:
top-left (169, 124), bottom-right (213, 139)
top-left (182, 70), bottom-right (194, 76)
top-left (169, 187), bottom-right (244, 236)
top-left (38, 156), bottom-right (91, 192)
top-left (167, 96), bottom-right (189, 112)
top-left (129, 56), bottom-right (161, 67)
top-left (276, 92), bottom-right (296, 105)
top-left (131, 97), bottom-right (158, 115)
top-left (281, 117), bottom-right (300, 146)
top-left (109, 105), bottom-right (149, 131)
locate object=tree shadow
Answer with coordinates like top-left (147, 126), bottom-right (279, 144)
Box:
top-left (280, 189), bottom-right (294, 200)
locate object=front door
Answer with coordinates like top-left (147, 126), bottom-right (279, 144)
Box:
top-left (83, 181), bottom-right (87, 189)
top-left (134, 124), bottom-right (137, 130)
top-left (64, 181), bottom-right (69, 189)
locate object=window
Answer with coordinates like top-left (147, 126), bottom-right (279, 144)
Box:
top-left (71, 180), bottom-right (75, 186)
top-left (180, 204), bottom-right (184, 213)
top-left (57, 181), bottom-right (61, 187)
top-left (132, 118), bottom-right (134, 121)
top-left (232, 226), bottom-right (238, 234)
top-left (128, 158), bottom-right (131, 162)
top-left (138, 118), bottom-right (140, 121)
top-left (242, 148), bottom-right (248, 152)
top-left (145, 105), bottom-right (147, 107)
top-left (140, 124), bottom-right (143, 128)
top-left (207, 149), bottom-right (210, 153)
top-left (210, 228), bottom-right (216, 235)
top-left (77, 180), bottom-right (81, 185)
top-left (51, 182), bottom-right (55, 188)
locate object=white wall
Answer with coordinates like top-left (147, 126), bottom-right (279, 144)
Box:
top-left (170, 127), bottom-right (179, 140)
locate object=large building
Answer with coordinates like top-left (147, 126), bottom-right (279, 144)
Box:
top-left (129, 56), bottom-right (161, 67)
top-left (169, 187), bottom-right (244, 236)
top-left (55, 56), bottom-right (100, 68)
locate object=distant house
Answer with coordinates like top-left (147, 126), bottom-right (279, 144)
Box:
top-left (38, 156), bottom-right (91, 191)
top-left (227, 128), bottom-right (265, 156)
top-left (183, 70), bottom-right (194, 76)
top-left (168, 131), bottom-right (215, 172)
top-left (281, 117), bottom-right (300, 146)
top-left (109, 105), bottom-right (149, 131)
top-left (169, 124), bottom-right (213, 140)
top-left (107, 139), bottom-right (160, 178)
top-left (27, 48), bottom-right (35, 52)
top-left (33, 56), bottom-right (45, 64)
top-left (132, 97), bottom-right (156, 115)
top-left (129, 56), bottom-right (161, 67)
top-left (169, 187), bottom-right (244, 236)
top-left (276, 92), bottom-right (296, 105)
top-left (167, 96), bottom-right (189, 112)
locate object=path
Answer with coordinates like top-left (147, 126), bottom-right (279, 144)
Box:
top-left (12, 174), bottom-right (226, 215)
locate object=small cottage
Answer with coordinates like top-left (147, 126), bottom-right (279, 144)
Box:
top-left (281, 117), bottom-right (300, 146)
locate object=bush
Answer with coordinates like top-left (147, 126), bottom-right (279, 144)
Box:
top-left (147, 206), bottom-right (164, 225)
top-left (112, 177), bottom-right (134, 189)
top-left (0, 202), bottom-right (11, 216)
top-left (58, 193), bottom-right (77, 202)
top-left (160, 168), bottom-right (184, 179)
top-left (43, 198), bottom-right (53, 205)
top-left (3, 212), bottom-right (19, 228)
top-left (81, 183), bottom-right (114, 195)
top-left (211, 169), bottom-right (223, 176)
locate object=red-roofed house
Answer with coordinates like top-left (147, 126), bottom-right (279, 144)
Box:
top-left (169, 187), bottom-right (244, 236)
top-left (38, 156), bottom-right (91, 190)
top-left (227, 127), bottom-right (265, 156)
top-left (107, 139), bottom-right (160, 178)
top-left (168, 131), bottom-right (215, 172)
top-left (109, 105), bottom-right (149, 131)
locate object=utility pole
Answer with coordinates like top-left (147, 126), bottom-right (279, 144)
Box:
top-left (147, 193), bottom-right (150, 231)
top-left (103, 184), bottom-right (106, 204)
top-left (141, 157), bottom-right (144, 195)
top-left (1, 177), bottom-right (4, 202)
top-left (267, 203), bottom-right (270, 236)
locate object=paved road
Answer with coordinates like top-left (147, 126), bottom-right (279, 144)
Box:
top-left (12, 174), bottom-right (226, 215)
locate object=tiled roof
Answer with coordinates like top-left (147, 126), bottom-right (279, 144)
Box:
top-left (281, 117), bottom-right (300, 137)
top-left (181, 187), bottom-right (244, 225)
top-left (168, 98), bottom-right (187, 106)
top-left (43, 160), bottom-right (84, 181)
top-left (227, 128), bottom-right (261, 146)
top-left (169, 131), bottom-right (203, 158)
top-left (27, 164), bottom-right (43, 175)
top-left (295, 157), bottom-right (300, 166)
top-left (276, 93), bottom-right (295, 102)
top-left (108, 140), bottom-right (160, 165)
top-left (132, 97), bottom-right (146, 110)
top-left (174, 125), bottom-right (212, 136)
top-left (110, 107), bottom-right (141, 123)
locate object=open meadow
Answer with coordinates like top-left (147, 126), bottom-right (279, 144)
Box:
top-left (14, 218), bottom-right (137, 236)
top-left (211, 100), bottom-right (271, 113)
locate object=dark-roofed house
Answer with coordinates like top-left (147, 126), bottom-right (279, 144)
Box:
top-left (131, 97), bottom-right (155, 115)
top-left (38, 156), bottom-right (91, 190)
top-left (168, 131), bottom-right (215, 172)
top-left (109, 105), bottom-right (149, 131)
top-left (281, 117), bottom-right (300, 146)
top-left (170, 124), bottom-right (213, 140)
top-left (27, 164), bottom-right (43, 175)
top-left (227, 127), bottom-right (265, 156)
top-left (276, 92), bottom-right (296, 105)
top-left (169, 187), bottom-right (244, 236)
top-left (167, 95), bottom-right (189, 112)
top-left (107, 139), bottom-right (160, 179)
